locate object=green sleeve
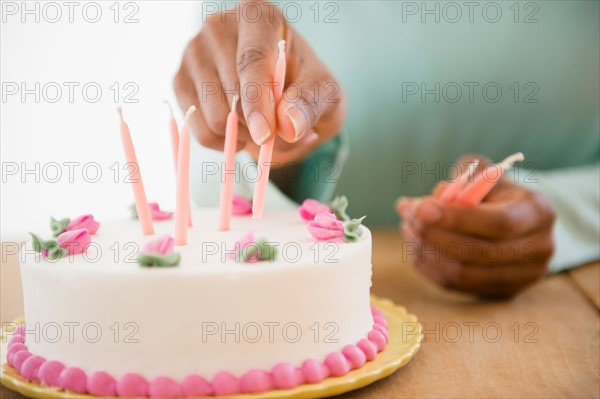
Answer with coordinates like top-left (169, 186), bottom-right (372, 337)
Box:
top-left (270, 132), bottom-right (348, 204)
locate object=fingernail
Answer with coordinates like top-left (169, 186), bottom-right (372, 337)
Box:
top-left (417, 201), bottom-right (442, 224)
top-left (285, 105), bottom-right (309, 141)
top-left (411, 198), bottom-right (421, 212)
top-left (394, 196), bottom-right (409, 212)
top-left (399, 204), bottom-right (414, 222)
top-left (402, 223), bottom-right (417, 241)
top-left (248, 112), bottom-right (271, 145)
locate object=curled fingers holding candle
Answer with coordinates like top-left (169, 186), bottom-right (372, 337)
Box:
top-left (173, 0), bottom-right (347, 165)
top-left (397, 155), bottom-right (556, 298)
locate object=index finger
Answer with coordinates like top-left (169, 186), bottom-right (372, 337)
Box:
top-left (414, 194), bottom-right (553, 240)
top-left (236, 0), bottom-right (287, 145)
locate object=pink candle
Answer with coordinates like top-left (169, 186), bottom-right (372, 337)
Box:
top-left (166, 101), bottom-right (192, 227)
top-left (455, 152), bottom-right (524, 206)
top-left (117, 107), bottom-right (154, 235)
top-left (175, 106), bottom-right (196, 245)
top-left (438, 160), bottom-right (479, 202)
top-left (219, 96), bottom-right (240, 231)
top-left (252, 40), bottom-right (286, 219)
top-left (165, 101), bottom-right (180, 168)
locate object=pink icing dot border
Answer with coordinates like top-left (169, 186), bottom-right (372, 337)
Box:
top-left (5, 306), bottom-right (389, 398)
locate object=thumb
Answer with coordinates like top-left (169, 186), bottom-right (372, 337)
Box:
top-left (276, 69), bottom-right (344, 143)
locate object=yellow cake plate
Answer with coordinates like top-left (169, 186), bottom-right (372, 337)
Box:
top-left (1, 296), bottom-right (421, 399)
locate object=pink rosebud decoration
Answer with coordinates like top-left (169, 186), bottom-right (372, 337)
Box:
top-left (307, 212), bottom-right (345, 241)
top-left (57, 229), bottom-right (91, 255)
top-left (149, 202), bottom-right (173, 220)
top-left (142, 235), bottom-right (175, 256)
top-left (138, 235), bottom-right (180, 267)
top-left (228, 231), bottom-right (278, 263)
top-left (232, 195), bottom-right (253, 215)
top-left (66, 214), bottom-right (100, 235)
top-left (228, 232), bottom-right (260, 263)
top-left (299, 199), bottom-right (331, 222)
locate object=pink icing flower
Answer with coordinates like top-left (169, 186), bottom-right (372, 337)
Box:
top-left (66, 214), bottom-right (99, 235)
top-left (232, 195), bottom-right (253, 216)
top-left (142, 235), bottom-right (175, 256)
top-left (57, 229), bottom-right (91, 255)
top-left (307, 212), bottom-right (345, 241)
top-left (149, 203), bottom-right (173, 220)
top-left (299, 199), bottom-right (331, 222)
top-left (228, 231), bottom-right (260, 263)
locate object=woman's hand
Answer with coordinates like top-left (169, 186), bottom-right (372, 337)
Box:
top-left (173, 0), bottom-right (346, 165)
top-left (397, 155), bottom-right (556, 298)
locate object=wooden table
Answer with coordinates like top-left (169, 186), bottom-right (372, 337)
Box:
top-left (1, 230), bottom-right (599, 398)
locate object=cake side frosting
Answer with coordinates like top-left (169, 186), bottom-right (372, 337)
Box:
top-left (6, 306), bottom-right (389, 397)
top-left (18, 208), bottom-right (374, 381)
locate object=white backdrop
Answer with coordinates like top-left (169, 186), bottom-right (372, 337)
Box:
top-left (1, 1), bottom-right (201, 239)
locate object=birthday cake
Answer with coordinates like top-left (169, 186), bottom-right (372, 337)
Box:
top-left (5, 197), bottom-right (390, 397)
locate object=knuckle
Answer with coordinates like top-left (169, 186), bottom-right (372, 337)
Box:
top-left (491, 208), bottom-right (518, 238)
top-left (525, 236), bottom-right (554, 264)
top-left (457, 242), bottom-right (477, 265)
top-left (530, 191), bottom-right (556, 225)
top-left (296, 89), bottom-right (320, 125)
top-left (438, 272), bottom-right (457, 290)
top-left (204, 21), bottom-right (234, 52)
top-left (450, 263), bottom-right (470, 284)
top-left (258, 5), bottom-right (286, 31)
top-left (197, 131), bottom-right (220, 149)
top-left (204, 12), bottom-right (222, 28)
top-left (237, 45), bottom-right (268, 76)
top-left (431, 260), bottom-right (460, 287)
top-left (185, 42), bottom-right (207, 72)
top-left (184, 34), bottom-right (203, 60)
top-left (547, 233), bottom-right (556, 258)
top-left (540, 232), bottom-right (555, 260)
top-left (205, 114), bottom-right (227, 135)
top-left (173, 67), bottom-right (186, 94)
top-left (417, 226), bottom-right (430, 242)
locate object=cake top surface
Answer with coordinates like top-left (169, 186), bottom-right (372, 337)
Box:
top-left (22, 208), bottom-right (371, 274)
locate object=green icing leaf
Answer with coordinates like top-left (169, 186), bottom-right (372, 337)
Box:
top-left (130, 203), bottom-right (139, 219)
top-left (236, 243), bottom-right (259, 263)
top-left (234, 239), bottom-right (278, 263)
top-left (343, 216), bottom-right (366, 242)
top-left (46, 243), bottom-right (67, 260)
top-left (329, 195), bottom-right (367, 243)
top-left (29, 232), bottom-right (67, 259)
top-left (30, 232), bottom-right (43, 253)
top-left (138, 252), bottom-right (181, 267)
top-left (330, 195), bottom-right (350, 222)
top-left (345, 216), bottom-right (365, 233)
top-left (256, 239), bottom-right (278, 262)
top-left (50, 217), bottom-right (70, 237)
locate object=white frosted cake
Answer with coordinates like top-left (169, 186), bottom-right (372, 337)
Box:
top-left (6, 201), bottom-right (390, 397)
